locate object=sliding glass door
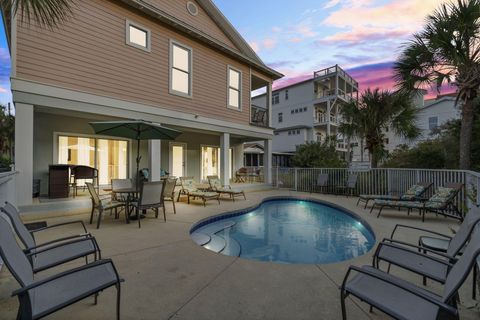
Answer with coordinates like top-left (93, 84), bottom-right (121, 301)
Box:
top-left (58, 135), bottom-right (128, 185)
top-left (201, 146), bottom-right (234, 181)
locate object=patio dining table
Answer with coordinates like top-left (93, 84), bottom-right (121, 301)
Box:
top-left (104, 187), bottom-right (141, 223)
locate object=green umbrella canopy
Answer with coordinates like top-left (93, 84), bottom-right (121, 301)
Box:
top-left (89, 120), bottom-right (182, 140)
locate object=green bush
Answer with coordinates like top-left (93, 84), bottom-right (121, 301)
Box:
top-left (292, 140), bottom-right (346, 168)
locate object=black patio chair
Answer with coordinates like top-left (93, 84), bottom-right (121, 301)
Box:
top-left (340, 230), bottom-right (480, 320)
top-left (130, 181), bottom-right (165, 228)
top-left (313, 173), bottom-right (329, 193)
top-left (0, 216), bottom-right (123, 320)
top-left (1, 202), bottom-right (100, 273)
top-left (375, 206), bottom-right (480, 298)
top-left (335, 174), bottom-right (358, 197)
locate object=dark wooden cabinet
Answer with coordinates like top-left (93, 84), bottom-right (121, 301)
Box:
top-left (48, 165), bottom-right (71, 198)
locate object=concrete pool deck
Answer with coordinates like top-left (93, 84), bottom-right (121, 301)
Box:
top-left (0, 189), bottom-right (479, 319)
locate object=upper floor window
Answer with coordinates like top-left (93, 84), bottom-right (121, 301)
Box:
top-left (272, 92), bottom-right (280, 105)
top-left (228, 67), bottom-right (242, 109)
top-left (285, 90), bottom-right (289, 100)
top-left (278, 112), bottom-right (283, 123)
top-left (126, 20), bottom-right (151, 52)
top-left (170, 41), bottom-right (192, 98)
top-left (429, 116), bottom-right (438, 130)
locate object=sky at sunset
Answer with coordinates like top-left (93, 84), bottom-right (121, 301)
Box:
top-left (0, 0), bottom-right (454, 105)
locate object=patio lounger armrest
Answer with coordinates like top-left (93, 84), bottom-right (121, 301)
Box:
top-left (381, 238), bottom-right (455, 260)
top-left (11, 259), bottom-right (122, 297)
top-left (341, 265), bottom-right (458, 316)
top-left (390, 224), bottom-right (452, 240)
top-left (25, 237), bottom-right (100, 256)
top-left (376, 241), bottom-right (454, 266)
top-left (25, 233), bottom-right (92, 252)
top-left (31, 220), bottom-right (88, 234)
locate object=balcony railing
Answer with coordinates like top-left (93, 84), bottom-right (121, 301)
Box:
top-left (314, 114), bottom-right (338, 125)
top-left (313, 65), bottom-right (359, 88)
top-left (271, 167), bottom-right (480, 218)
top-left (250, 105), bottom-right (269, 128)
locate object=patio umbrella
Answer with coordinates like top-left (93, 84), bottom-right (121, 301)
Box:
top-left (89, 120), bottom-right (182, 188)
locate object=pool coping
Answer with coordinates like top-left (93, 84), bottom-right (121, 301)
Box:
top-left (189, 195), bottom-right (377, 244)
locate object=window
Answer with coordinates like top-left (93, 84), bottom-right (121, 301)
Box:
top-left (285, 90), bottom-right (289, 100)
top-left (294, 109), bottom-right (298, 113)
top-left (58, 135), bottom-right (128, 185)
top-left (429, 116), bottom-right (438, 130)
top-left (170, 41), bottom-right (192, 97)
top-left (274, 132), bottom-right (279, 136)
top-left (228, 67), bottom-right (242, 109)
top-left (291, 110), bottom-right (294, 114)
top-left (296, 129), bottom-right (300, 134)
top-left (126, 20), bottom-right (150, 52)
top-left (288, 131), bottom-right (291, 135)
top-left (272, 92), bottom-right (280, 105)
top-left (278, 112), bottom-right (283, 123)
top-left (304, 107), bottom-right (307, 112)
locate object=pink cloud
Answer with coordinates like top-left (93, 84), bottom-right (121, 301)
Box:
top-left (0, 87), bottom-right (7, 93)
top-left (318, 27), bottom-right (410, 45)
top-left (249, 41), bottom-right (260, 53)
top-left (262, 38), bottom-right (277, 50)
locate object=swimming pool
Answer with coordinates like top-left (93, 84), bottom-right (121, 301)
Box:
top-left (190, 197), bottom-right (376, 264)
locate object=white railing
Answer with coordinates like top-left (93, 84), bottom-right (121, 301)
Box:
top-left (314, 114), bottom-right (338, 125)
top-left (272, 167), bottom-right (480, 217)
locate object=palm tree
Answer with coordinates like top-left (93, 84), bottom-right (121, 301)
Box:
top-left (339, 88), bottom-right (420, 168)
top-left (0, 0), bottom-right (73, 27)
top-left (394, 0), bottom-right (480, 169)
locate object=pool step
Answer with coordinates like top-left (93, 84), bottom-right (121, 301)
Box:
top-left (191, 232), bottom-right (211, 246)
top-left (198, 221), bottom-right (235, 234)
top-left (203, 234), bottom-right (226, 253)
top-left (221, 237), bottom-right (241, 257)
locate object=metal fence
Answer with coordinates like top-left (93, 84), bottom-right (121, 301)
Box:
top-left (272, 167), bottom-right (480, 215)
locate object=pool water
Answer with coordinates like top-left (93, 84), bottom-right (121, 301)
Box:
top-left (191, 199), bottom-right (376, 264)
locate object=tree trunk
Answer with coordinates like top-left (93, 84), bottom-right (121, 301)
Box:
top-left (459, 98), bottom-right (475, 169)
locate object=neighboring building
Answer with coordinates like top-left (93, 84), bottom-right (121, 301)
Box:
top-left (3, 0), bottom-right (282, 206)
top-left (251, 65), bottom-right (359, 162)
top-left (384, 92), bottom-right (460, 152)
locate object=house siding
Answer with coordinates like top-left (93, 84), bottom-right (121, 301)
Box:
top-left (143, 0), bottom-right (238, 50)
top-left (15, 0), bottom-right (252, 125)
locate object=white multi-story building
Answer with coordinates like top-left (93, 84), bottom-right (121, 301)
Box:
top-left (251, 65), bottom-right (359, 164)
top-left (385, 93), bottom-right (460, 152)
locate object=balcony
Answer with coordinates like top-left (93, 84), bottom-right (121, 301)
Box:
top-left (250, 105), bottom-right (269, 128)
top-left (314, 114), bottom-right (339, 126)
top-left (313, 65), bottom-right (359, 89)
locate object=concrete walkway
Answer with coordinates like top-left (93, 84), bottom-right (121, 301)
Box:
top-left (0, 190), bottom-right (479, 319)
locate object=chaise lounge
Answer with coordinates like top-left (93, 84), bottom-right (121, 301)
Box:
top-left (177, 177), bottom-right (220, 207)
top-left (357, 182), bottom-right (432, 209)
top-left (207, 176), bottom-right (246, 201)
top-left (372, 183), bottom-right (464, 222)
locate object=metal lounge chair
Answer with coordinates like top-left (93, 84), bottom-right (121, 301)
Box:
top-left (1, 202), bottom-right (100, 273)
top-left (340, 230), bottom-right (480, 320)
top-left (162, 178), bottom-right (177, 214)
top-left (207, 175), bottom-right (246, 201)
top-left (0, 216), bottom-right (123, 320)
top-left (86, 182), bottom-right (126, 229)
top-left (357, 182), bottom-right (432, 209)
top-left (177, 177), bottom-right (220, 206)
top-left (335, 174), bottom-right (358, 197)
top-left (372, 183), bottom-right (464, 222)
top-left (314, 173), bottom-right (329, 193)
top-left (130, 181), bottom-right (165, 228)
top-left (387, 207), bottom-right (480, 298)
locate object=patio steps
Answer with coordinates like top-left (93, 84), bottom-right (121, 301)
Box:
top-left (191, 220), bottom-right (241, 256)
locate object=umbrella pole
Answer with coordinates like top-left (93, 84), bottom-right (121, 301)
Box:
top-left (136, 138), bottom-right (141, 190)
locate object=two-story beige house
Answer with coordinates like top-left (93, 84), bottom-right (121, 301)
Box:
top-left (3, 0), bottom-right (282, 206)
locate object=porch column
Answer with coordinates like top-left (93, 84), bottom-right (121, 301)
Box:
top-left (148, 140), bottom-right (161, 181)
top-left (263, 139), bottom-right (272, 184)
top-left (267, 82), bottom-right (273, 127)
top-left (220, 133), bottom-right (230, 186)
top-left (15, 103), bottom-right (34, 206)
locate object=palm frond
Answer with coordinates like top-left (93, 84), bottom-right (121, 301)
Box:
top-left (0, 0), bottom-right (74, 28)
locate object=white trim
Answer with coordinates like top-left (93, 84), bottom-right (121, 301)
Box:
top-left (169, 142), bottom-right (187, 178)
top-left (10, 7), bottom-right (17, 77)
top-left (125, 19), bottom-right (151, 52)
top-left (227, 65), bottom-right (242, 111)
top-left (11, 78), bottom-right (274, 138)
top-left (169, 40), bottom-right (193, 99)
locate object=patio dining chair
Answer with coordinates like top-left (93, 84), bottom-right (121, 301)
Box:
top-left (314, 173), bottom-right (329, 193)
top-left (373, 183), bottom-right (464, 222)
top-left (111, 179), bottom-right (134, 202)
top-left (207, 175), bottom-right (246, 201)
top-left (163, 178), bottom-right (177, 214)
top-left (340, 230), bottom-right (480, 320)
top-left (357, 182), bottom-right (432, 209)
top-left (1, 202), bottom-right (101, 273)
top-left (0, 216), bottom-right (123, 320)
top-left (387, 207), bottom-right (480, 298)
top-left (86, 183), bottom-right (126, 229)
top-left (130, 181), bottom-right (165, 228)
top-left (335, 174), bottom-right (358, 197)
